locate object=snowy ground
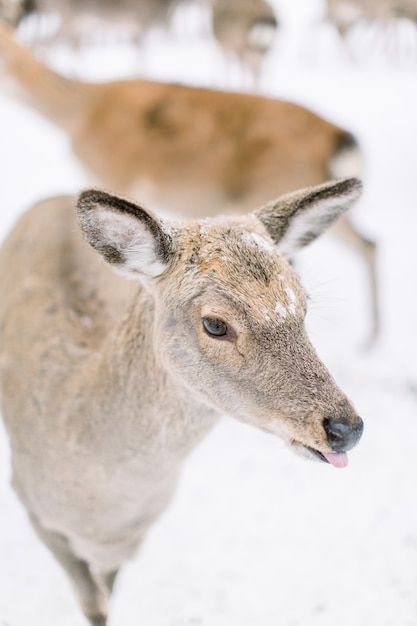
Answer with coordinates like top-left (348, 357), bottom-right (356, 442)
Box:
top-left (1, 1), bottom-right (417, 624)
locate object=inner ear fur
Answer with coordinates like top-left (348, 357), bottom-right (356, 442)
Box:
top-left (254, 177), bottom-right (363, 257)
top-left (77, 189), bottom-right (174, 278)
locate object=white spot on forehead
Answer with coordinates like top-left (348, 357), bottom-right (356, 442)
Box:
top-left (273, 287), bottom-right (298, 320)
top-left (275, 301), bottom-right (287, 318)
top-left (241, 230), bottom-right (275, 254)
top-left (285, 287), bottom-right (297, 315)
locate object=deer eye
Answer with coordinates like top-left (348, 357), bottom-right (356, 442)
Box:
top-left (202, 317), bottom-right (228, 338)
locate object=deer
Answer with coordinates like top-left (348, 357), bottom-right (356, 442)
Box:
top-left (0, 20), bottom-right (378, 339)
top-left (7, 0), bottom-right (178, 45)
top-left (209, 0), bottom-right (278, 85)
top-left (325, 0), bottom-right (417, 37)
top-left (0, 0), bottom-right (277, 80)
top-left (0, 177), bottom-right (364, 625)
top-left (0, 0), bottom-right (32, 26)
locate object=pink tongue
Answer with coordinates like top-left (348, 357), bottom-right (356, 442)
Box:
top-left (322, 452), bottom-right (349, 469)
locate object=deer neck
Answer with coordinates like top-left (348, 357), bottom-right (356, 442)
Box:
top-left (68, 288), bottom-right (220, 464)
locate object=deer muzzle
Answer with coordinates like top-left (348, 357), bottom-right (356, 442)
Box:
top-left (323, 415), bottom-right (364, 452)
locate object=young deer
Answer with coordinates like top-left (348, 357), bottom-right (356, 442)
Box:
top-left (0, 20), bottom-right (377, 338)
top-left (0, 178), bottom-right (364, 625)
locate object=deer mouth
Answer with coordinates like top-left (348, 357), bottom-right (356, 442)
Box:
top-left (307, 447), bottom-right (329, 463)
top-left (306, 446), bottom-right (349, 469)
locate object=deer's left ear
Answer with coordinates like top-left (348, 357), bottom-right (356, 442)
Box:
top-left (77, 189), bottom-right (174, 280)
top-left (254, 177), bottom-right (363, 259)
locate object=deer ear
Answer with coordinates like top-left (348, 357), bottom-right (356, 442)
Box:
top-left (254, 178), bottom-right (363, 259)
top-left (77, 189), bottom-right (174, 280)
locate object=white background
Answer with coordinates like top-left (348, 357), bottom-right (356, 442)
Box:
top-left (0, 1), bottom-right (417, 624)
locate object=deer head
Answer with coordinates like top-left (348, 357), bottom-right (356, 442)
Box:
top-left (77, 177), bottom-right (364, 468)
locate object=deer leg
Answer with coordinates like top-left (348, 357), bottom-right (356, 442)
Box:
top-left (88, 617), bottom-right (107, 626)
top-left (331, 214), bottom-right (379, 342)
top-left (101, 569), bottom-right (119, 595)
top-left (28, 513), bottom-right (111, 625)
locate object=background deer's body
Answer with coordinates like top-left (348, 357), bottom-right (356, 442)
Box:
top-left (72, 82), bottom-right (350, 217)
top-left (0, 20), bottom-right (337, 216)
top-left (0, 179), bottom-right (364, 625)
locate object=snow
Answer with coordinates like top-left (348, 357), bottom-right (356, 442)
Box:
top-left (1, 1), bottom-right (417, 625)
top-left (274, 300), bottom-right (288, 318)
top-left (284, 287), bottom-right (297, 314)
top-left (241, 230), bottom-right (276, 255)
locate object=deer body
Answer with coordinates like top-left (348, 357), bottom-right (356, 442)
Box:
top-left (0, 199), bottom-right (196, 567)
top-left (73, 81), bottom-right (347, 217)
top-left (0, 20), bottom-right (353, 215)
top-left (0, 179), bottom-right (364, 624)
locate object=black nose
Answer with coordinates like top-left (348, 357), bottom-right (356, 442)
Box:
top-left (323, 416), bottom-right (364, 452)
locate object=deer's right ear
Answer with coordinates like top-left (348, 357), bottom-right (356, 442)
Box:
top-left (254, 177), bottom-right (363, 259)
top-left (77, 189), bottom-right (174, 280)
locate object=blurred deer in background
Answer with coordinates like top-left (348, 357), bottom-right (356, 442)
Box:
top-left (0, 177), bottom-right (364, 625)
top-left (0, 20), bottom-right (378, 340)
top-left (7, 0), bottom-right (177, 44)
top-left (325, 0), bottom-right (417, 53)
top-left (0, 0), bottom-right (278, 82)
top-left (210, 0), bottom-right (278, 86)
top-left (0, 0), bottom-right (33, 26)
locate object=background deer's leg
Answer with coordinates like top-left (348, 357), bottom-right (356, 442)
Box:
top-left (331, 213), bottom-right (379, 342)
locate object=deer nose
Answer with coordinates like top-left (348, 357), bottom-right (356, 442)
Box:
top-left (323, 416), bottom-right (363, 452)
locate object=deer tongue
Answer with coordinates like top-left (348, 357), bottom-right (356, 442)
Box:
top-left (322, 452), bottom-right (349, 469)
